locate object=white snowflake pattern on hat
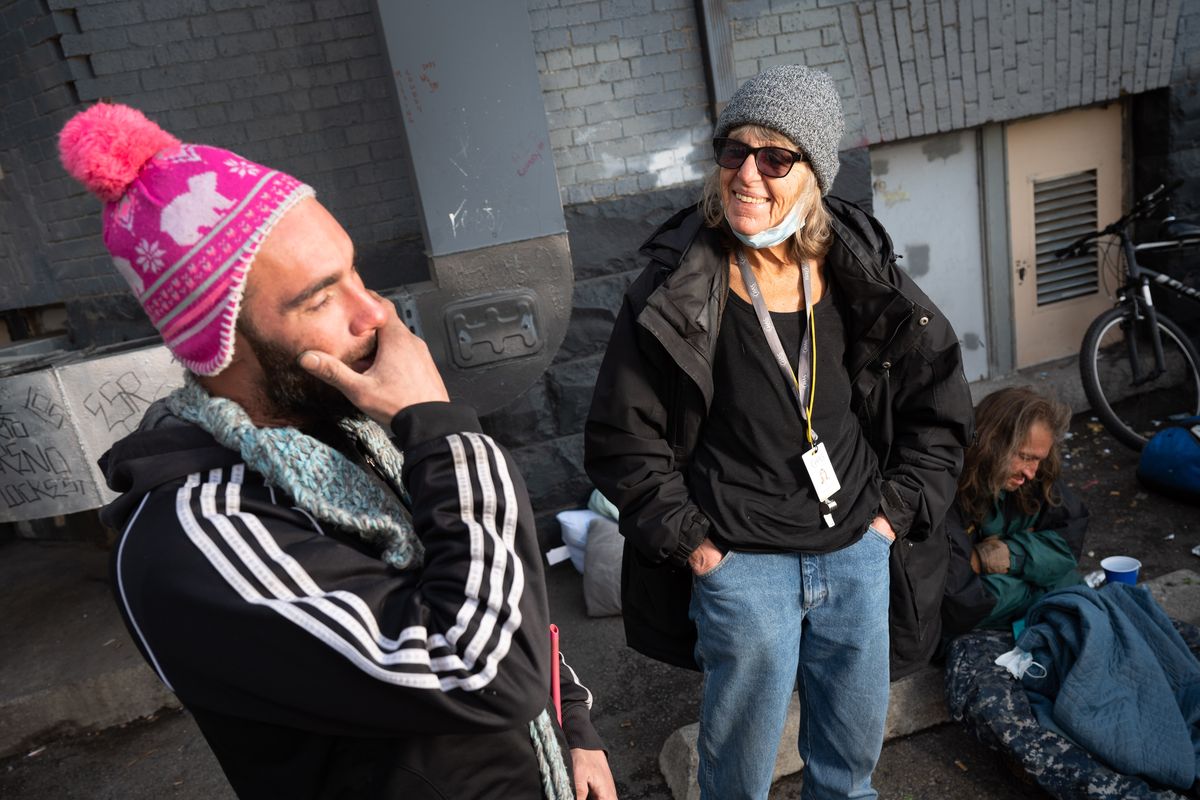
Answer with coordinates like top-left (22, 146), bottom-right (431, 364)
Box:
top-left (223, 157), bottom-right (261, 178)
top-left (135, 238), bottom-right (167, 273)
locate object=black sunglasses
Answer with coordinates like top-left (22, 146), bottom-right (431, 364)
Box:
top-left (712, 137), bottom-right (807, 178)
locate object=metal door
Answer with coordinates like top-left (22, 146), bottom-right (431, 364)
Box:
top-left (870, 130), bottom-right (990, 382)
top-left (1006, 104), bottom-right (1123, 367)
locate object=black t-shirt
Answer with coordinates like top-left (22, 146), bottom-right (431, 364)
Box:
top-left (687, 285), bottom-right (881, 553)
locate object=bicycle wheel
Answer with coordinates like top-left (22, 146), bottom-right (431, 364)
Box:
top-left (1080, 304), bottom-right (1200, 450)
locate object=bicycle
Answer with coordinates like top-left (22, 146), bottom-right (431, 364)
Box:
top-left (1055, 180), bottom-right (1200, 451)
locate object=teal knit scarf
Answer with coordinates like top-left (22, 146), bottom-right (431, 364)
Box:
top-left (167, 376), bottom-right (573, 799)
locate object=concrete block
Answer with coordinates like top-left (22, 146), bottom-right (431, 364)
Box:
top-left (620, 10), bottom-right (674, 39)
top-left (914, 26), bottom-right (933, 83)
top-left (665, 29), bottom-right (695, 52)
top-left (860, 8), bottom-right (884, 69)
top-left (546, 48), bottom-right (573, 71)
top-left (628, 50), bottom-right (686, 77)
top-left (253, 3), bottom-right (316, 27)
top-left (76, 1), bottom-right (143, 29)
top-left (613, 74), bottom-right (664, 99)
top-left (533, 26), bottom-right (572, 51)
top-left (776, 29), bottom-right (821, 55)
top-left (577, 58), bottom-right (631, 84)
top-left (573, 119), bottom-right (622, 145)
top-left (564, 82), bottom-right (614, 108)
top-left (0, 343), bottom-right (181, 523)
top-left (547, 2), bottom-right (602, 29)
top-left (734, 36), bottom-right (775, 61)
top-left (73, 72), bottom-right (141, 102)
top-left (1147, 569), bottom-right (1200, 624)
top-left (895, 6), bottom-right (914, 58)
top-left (332, 13), bottom-right (373, 38)
top-left (217, 29), bottom-right (277, 58)
top-left (660, 694), bottom-right (804, 800)
top-left (539, 68), bottom-right (579, 91)
top-left (59, 27), bottom-right (128, 57)
top-left (583, 97), bottom-right (638, 124)
top-left (313, 0), bottom-right (366, 20)
top-left (635, 88), bottom-right (685, 113)
top-left (757, 14), bottom-right (780, 37)
top-left (884, 665), bottom-right (950, 739)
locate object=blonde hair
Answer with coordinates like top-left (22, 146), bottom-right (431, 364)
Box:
top-left (699, 124), bottom-right (833, 262)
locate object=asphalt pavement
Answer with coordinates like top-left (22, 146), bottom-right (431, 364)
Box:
top-left (1, 406), bottom-right (1197, 799)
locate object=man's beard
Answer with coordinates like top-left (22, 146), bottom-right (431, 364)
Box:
top-left (238, 323), bottom-right (375, 425)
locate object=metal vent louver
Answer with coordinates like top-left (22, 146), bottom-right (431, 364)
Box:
top-left (1034, 170), bottom-right (1099, 305)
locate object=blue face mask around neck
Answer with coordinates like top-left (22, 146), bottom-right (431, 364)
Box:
top-left (727, 200), bottom-right (806, 249)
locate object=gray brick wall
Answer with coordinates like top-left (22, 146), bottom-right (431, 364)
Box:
top-left (727, 0), bottom-right (1187, 149)
top-left (0, 0), bottom-right (424, 343)
top-left (0, 0), bottom-right (94, 316)
top-left (1174, 0), bottom-right (1198, 84)
top-left (529, 0), bottom-right (714, 205)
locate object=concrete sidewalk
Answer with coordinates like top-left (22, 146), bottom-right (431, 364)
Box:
top-left (0, 539), bottom-right (176, 758)
top-left (0, 343), bottom-right (1099, 762)
top-left (5, 530), bottom-right (1199, 798)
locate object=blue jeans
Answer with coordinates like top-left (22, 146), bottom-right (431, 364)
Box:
top-left (688, 528), bottom-right (893, 800)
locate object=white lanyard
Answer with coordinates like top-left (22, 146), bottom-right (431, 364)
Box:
top-left (735, 250), bottom-right (817, 444)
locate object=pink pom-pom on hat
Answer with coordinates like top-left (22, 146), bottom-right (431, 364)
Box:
top-left (59, 103), bottom-right (180, 203)
top-left (57, 103), bottom-right (314, 376)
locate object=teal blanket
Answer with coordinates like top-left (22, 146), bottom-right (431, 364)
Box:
top-left (1017, 583), bottom-right (1200, 790)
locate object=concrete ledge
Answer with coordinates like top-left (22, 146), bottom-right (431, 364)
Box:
top-left (659, 568), bottom-right (1200, 799)
top-left (0, 541), bottom-right (180, 758)
top-left (0, 665), bottom-right (178, 757)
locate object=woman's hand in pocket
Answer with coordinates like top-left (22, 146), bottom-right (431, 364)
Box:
top-left (688, 538), bottom-right (726, 576)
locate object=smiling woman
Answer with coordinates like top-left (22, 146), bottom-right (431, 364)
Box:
top-left (585, 64), bottom-right (975, 800)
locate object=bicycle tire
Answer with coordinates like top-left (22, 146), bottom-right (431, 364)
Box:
top-left (1080, 304), bottom-right (1200, 450)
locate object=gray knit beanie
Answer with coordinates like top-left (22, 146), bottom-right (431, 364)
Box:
top-left (714, 65), bottom-right (844, 195)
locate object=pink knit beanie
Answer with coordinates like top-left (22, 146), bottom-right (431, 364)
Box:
top-left (58, 103), bottom-right (314, 376)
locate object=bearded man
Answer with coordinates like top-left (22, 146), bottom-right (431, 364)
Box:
top-left (61, 103), bottom-right (615, 800)
top-left (941, 386), bottom-right (1089, 635)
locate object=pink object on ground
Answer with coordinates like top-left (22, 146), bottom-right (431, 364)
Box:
top-left (550, 624), bottom-right (562, 725)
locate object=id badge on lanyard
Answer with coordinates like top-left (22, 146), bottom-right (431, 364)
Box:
top-left (736, 252), bottom-right (840, 527)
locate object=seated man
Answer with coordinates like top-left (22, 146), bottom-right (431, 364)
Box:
top-left (60, 103), bottom-right (615, 800)
top-left (942, 387), bottom-right (1088, 636)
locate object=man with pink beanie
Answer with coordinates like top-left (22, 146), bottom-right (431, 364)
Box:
top-left (60, 103), bottom-right (616, 800)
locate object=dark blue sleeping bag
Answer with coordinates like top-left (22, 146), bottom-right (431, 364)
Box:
top-left (946, 584), bottom-right (1200, 799)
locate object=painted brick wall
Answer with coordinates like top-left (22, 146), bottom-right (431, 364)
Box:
top-left (727, 0), bottom-right (1185, 148)
top-left (0, 0), bottom-right (98, 316)
top-left (528, 0), bottom-right (715, 206)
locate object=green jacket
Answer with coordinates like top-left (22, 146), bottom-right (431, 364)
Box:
top-left (942, 481), bottom-right (1088, 634)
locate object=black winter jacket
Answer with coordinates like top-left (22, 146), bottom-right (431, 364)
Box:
top-left (584, 199), bottom-right (975, 679)
top-left (101, 401), bottom-right (601, 799)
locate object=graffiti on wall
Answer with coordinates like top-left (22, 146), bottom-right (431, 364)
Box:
top-left (0, 345), bottom-right (183, 523)
top-left (0, 400), bottom-right (87, 510)
top-left (82, 371), bottom-right (158, 434)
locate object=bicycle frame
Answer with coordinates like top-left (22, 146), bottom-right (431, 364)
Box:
top-left (1115, 231), bottom-right (1200, 386)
